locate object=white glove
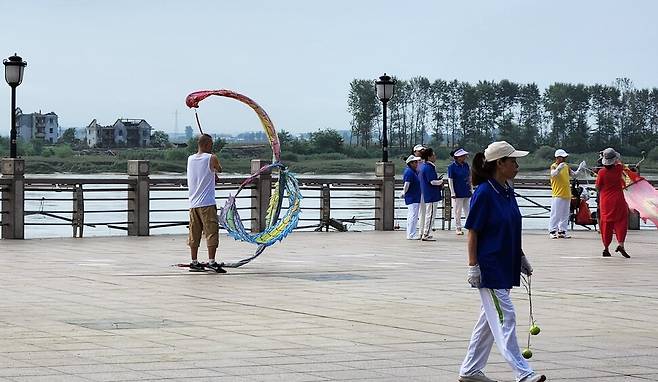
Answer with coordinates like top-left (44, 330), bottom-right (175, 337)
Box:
top-left (467, 265), bottom-right (481, 288)
top-left (520, 256), bottom-right (533, 276)
top-left (577, 160), bottom-right (586, 171)
top-left (556, 162), bottom-right (566, 170)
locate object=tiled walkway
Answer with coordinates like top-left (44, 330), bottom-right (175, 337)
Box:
top-left (1, 229), bottom-right (657, 381)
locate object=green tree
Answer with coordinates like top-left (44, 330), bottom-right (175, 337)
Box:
top-left (309, 128), bottom-right (344, 153)
top-left (347, 79), bottom-right (380, 147)
top-left (151, 130), bottom-right (170, 148)
top-left (59, 128), bottom-right (78, 145)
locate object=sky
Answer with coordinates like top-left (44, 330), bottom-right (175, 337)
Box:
top-left (1, 0), bottom-right (658, 136)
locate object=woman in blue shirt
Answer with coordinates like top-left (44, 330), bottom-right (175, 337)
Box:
top-left (458, 141), bottom-right (546, 382)
top-left (448, 148), bottom-right (472, 236)
top-left (401, 155), bottom-right (422, 240)
top-left (418, 148), bottom-right (443, 241)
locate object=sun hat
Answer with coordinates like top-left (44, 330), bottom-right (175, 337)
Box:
top-left (405, 155), bottom-right (421, 164)
top-left (601, 147), bottom-right (620, 166)
top-left (554, 149), bottom-right (569, 158)
top-left (484, 141), bottom-right (529, 162)
top-left (453, 148), bottom-right (469, 157)
top-left (413, 144), bottom-right (426, 152)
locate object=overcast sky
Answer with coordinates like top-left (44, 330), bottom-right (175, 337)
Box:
top-left (1, 0), bottom-right (657, 136)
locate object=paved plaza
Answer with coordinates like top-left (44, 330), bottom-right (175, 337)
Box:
top-left (1, 229), bottom-right (658, 381)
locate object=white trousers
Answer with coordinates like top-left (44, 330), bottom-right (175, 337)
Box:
top-left (548, 197), bottom-right (570, 233)
top-left (422, 201), bottom-right (437, 237)
top-left (406, 203), bottom-right (420, 239)
top-left (418, 195), bottom-right (426, 237)
top-left (460, 289), bottom-right (534, 381)
top-left (453, 197), bottom-right (471, 229)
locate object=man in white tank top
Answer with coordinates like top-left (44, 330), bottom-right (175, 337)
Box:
top-left (186, 134), bottom-right (226, 273)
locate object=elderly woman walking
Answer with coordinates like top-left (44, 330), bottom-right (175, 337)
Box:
top-left (459, 141), bottom-right (546, 382)
top-left (596, 148), bottom-right (631, 258)
top-left (401, 155), bottom-right (422, 240)
top-left (448, 148), bottom-right (472, 235)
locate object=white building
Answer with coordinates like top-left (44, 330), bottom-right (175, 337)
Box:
top-left (15, 108), bottom-right (60, 143)
top-left (86, 118), bottom-right (152, 148)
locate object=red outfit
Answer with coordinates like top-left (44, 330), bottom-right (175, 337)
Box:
top-left (596, 164), bottom-right (628, 247)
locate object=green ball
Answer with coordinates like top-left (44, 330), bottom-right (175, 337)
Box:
top-left (530, 325), bottom-right (541, 335)
top-left (522, 348), bottom-right (533, 359)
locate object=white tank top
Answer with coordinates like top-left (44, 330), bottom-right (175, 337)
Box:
top-left (187, 153), bottom-right (216, 208)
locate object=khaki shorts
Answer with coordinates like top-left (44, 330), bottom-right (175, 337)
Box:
top-left (188, 205), bottom-right (219, 248)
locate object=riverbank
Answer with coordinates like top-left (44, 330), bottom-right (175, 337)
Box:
top-left (21, 152), bottom-right (658, 176)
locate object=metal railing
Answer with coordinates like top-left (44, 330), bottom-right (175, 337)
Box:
top-left (3, 158), bottom-right (655, 239)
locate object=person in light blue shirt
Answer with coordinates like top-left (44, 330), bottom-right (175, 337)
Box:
top-left (418, 148), bottom-right (443, 241)
top-left (401, 155), bottom-right (422, 240)
top-left (459, 141), bottom-right (546, 382)
top-left (447, 148), bottom-right (472, 235)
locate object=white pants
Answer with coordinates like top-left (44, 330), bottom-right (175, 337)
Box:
top-left (422, 201), bottom-right (437, 237)
top-left (406, 203), bottom-right (420, 239)
top-left (548, 197), bottom-right (570, 233)
top-left (453, 197), bottom-right (471, 230)
top-left (460, 289), bottom-right (534, 381)
top-left (418, 195), bottom-right (426, 237)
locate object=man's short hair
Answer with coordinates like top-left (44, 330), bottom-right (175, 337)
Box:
top-left (198, 134), bottom-right (213, 147)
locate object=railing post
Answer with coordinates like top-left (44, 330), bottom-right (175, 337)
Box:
top-left (320, 184), bottom-right (331, 231)
top-left (127, 160), bottom-right (150, 236)
top-left (1, 158), bottom-right (25, 239)
top-left (251, 159), bottom-right (272, 233)
top-left (375, 162), bottom-right (395, 231)
top-left (72, 184), bottom-right (84, 238)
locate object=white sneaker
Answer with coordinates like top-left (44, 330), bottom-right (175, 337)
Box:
top-left (459, 370), bottom-right (498, 382)
top-left (519, 373), bottom-right (546, 382)
top-left (557, 231), bottom-right (571, 239)
top-left (549, 232), bottom-right (558, 239)
top-left (456, 228), bottom-right (464, 235)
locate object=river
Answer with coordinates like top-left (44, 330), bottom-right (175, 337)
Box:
top-left (21, 173), bottom-right (656, 239)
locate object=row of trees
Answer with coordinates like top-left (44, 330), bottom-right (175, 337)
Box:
top-left (347, 77), bottom-right (658, 154)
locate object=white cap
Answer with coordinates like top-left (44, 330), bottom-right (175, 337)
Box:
top-left (405, 155), bottom-right (421, 164)
top-left (554, 149), bottom-right (569, 158)
top-left (601, 147), bottom-right (620, 166)
top-left (484, 141), bottom-right (529, 162)
top-left (413, 144), bottom-right (426, 152)
top-left (453, 148), bottom-right (469, 157)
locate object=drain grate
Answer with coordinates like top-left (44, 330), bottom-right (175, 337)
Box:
top-left (67, 319), bottom-right (185, 330)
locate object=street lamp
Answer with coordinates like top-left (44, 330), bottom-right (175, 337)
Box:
top-left (3, 53), bottom-right (27, 158)
top-left (375, 73), bottom-right (395, 162)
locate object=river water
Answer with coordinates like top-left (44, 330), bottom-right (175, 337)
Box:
top-left (22, 173), bottom-right (655, 239)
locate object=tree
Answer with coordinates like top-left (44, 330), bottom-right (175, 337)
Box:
top-left (58, 128), bottom-right (78, 145)
top-left (150, 130), bottom-right (170, 148)
top-left (309, 128), bottom-right (344, 153)
top-left (347, 79), bottom-right (380, 147)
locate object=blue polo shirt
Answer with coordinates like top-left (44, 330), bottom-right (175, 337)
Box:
top-left (419, 162), bottom-right (442, 203)
top-left (447, 161), bottom-right (472, 198)
top-left (465, 179), bottom-right (522, 289)
top-left (402, 167), bottom-right (421, 205)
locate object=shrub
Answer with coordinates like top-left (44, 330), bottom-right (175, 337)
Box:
top-left (534, 145), bottom-right (556, 160)
top-left (647, 147), bottom-right (658, 161)
top-left (53, 144), bottom-right (73, 158)
top-left (164, 148), bottom-right (189, 161)
top-left (280, 152), bottom-right (299, 162)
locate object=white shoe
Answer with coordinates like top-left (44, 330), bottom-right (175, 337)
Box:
top-left (459, 370), bottom-right (498, 382)
top-left (519, 373), bottom-right (546, 382)
top-left (557, 231), bottom-right (571, 239)
top-left (421, 235), bottom-right (436, 241)
top-left (456, 228), bottom-right (464, 235)
top-left (549, 232), bottom-right (558, 239)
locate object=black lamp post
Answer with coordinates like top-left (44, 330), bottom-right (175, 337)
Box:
top-left (375, 73), bottom-right (395, 162)
top-left (3, 54), bottom-right (27, 158)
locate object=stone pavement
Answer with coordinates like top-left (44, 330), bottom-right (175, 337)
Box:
top-left (1, 229), bottom-right (657, 382)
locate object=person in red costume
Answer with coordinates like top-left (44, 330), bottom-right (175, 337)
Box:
top-left (595, 148), bottom-right (631, 258)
